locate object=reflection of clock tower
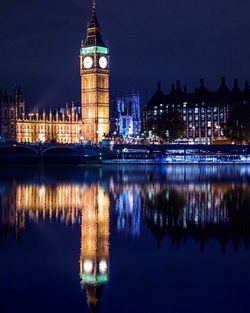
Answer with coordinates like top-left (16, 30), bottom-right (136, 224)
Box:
top-left (80, 0), bottom-right (110, 144)
top-left (80, 185), bottom-right (110, 311)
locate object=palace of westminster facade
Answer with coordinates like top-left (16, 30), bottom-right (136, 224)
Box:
top-left (0, 1), bottom-right (109, 144)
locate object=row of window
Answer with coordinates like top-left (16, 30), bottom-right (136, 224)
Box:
top-left (82, 92), bottom-right (109, 104)
top-left (183, 113), bottom-right (225, 122)
top-left (188, 129), bottom-right (224, 137)
top-left (155, 104), bottom-right (227, 113)
top-left (18, 138), bottom-right (79, 143)
top-left (17, 125), bottom-right (80, 130)
top-left (187, 121), bottom-right (224, 128)
top-left (82, 76), bottom-right (108, 89)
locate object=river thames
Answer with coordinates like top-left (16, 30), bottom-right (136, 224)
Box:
top-left (0, 165), bottom-right (250, 313)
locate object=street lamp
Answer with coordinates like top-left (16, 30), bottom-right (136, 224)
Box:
top-left (80, 136), bottom-right (84, 145)
top-left (216, 125), bottom-right (221, 138)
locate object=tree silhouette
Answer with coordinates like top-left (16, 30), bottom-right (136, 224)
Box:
top-left (225, 103), bottom-right (250, 143)
top-left (146, 109), bottom-right (186, 142)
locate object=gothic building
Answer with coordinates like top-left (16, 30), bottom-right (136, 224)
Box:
top-left (144, 78), bottom-right (250, 144)
top-left (111, 90), bottom-right (142, 138)
top-left (0, 87), bottom-right (25, 141)
top-left (16, 103), bottom-right (82, 144)
top-left (0, 0), bottom-right (110, 144)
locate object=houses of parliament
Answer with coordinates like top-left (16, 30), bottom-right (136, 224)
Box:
top-left (0, 0), bottom-right (110, 144)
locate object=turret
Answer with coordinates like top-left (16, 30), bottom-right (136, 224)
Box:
top-left (65, 102), bottom-right (69, 115)
top-left (71, 101), bottom-right (75, 122)
top-left (49, 109), bottom-right (52, 121)
top-left (56, 110), bottom-right (59, 122)
top-left (35, 110), bottom-right (39, 121)
top-left (218, 76), bottom-right (229, 95)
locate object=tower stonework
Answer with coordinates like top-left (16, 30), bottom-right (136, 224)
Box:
top-left (80, 1), bottom-right (110, 143)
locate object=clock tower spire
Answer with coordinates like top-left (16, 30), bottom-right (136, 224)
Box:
top-left (80, 0), bottom-right (110, 143)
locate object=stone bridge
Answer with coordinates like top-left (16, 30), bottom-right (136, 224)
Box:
top-left (0, 143), bottom-right (103, 163)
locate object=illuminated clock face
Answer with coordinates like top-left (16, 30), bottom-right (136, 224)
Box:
top-left (99, 56), bottom-right (108, 69)
top-left (83, 56), bottom-right (93, 69)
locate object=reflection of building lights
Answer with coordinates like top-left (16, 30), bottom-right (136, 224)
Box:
top-left (99, 260), bottom-right (107, 274)
top-left (84, 260), bottom-right (93, 273)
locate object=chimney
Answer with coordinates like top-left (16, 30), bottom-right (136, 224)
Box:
top-left (200, 78), bottom-right (204, 88)
top-left (233, 79), bottom-right (239, 88)
top-left (183, 86), bottom-right (187, 93)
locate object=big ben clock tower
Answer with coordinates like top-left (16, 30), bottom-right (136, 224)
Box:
top-left (80, 0), bottom-right (110, 144)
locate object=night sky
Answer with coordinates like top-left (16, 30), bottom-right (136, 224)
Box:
top-left (0, 0), bottom-right (250, 109)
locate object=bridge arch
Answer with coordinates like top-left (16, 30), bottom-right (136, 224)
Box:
top-left (0, 145), bottom-right (39, 156)
top-left (41, 146), bottom-right (81, 157)
top-left (0, 145), bottom-right (39, 164)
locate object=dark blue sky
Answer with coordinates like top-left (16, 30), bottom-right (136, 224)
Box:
top-left (0, 0), bottom-right (250, 108)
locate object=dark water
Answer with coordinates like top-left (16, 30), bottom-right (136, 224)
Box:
top-left (0, 165), bottom-right (250, 313)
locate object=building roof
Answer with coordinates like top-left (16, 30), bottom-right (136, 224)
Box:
top-left (82, 5), bottom-right (106, 48)
top-left (145, 78), bottom-right (250, 110)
